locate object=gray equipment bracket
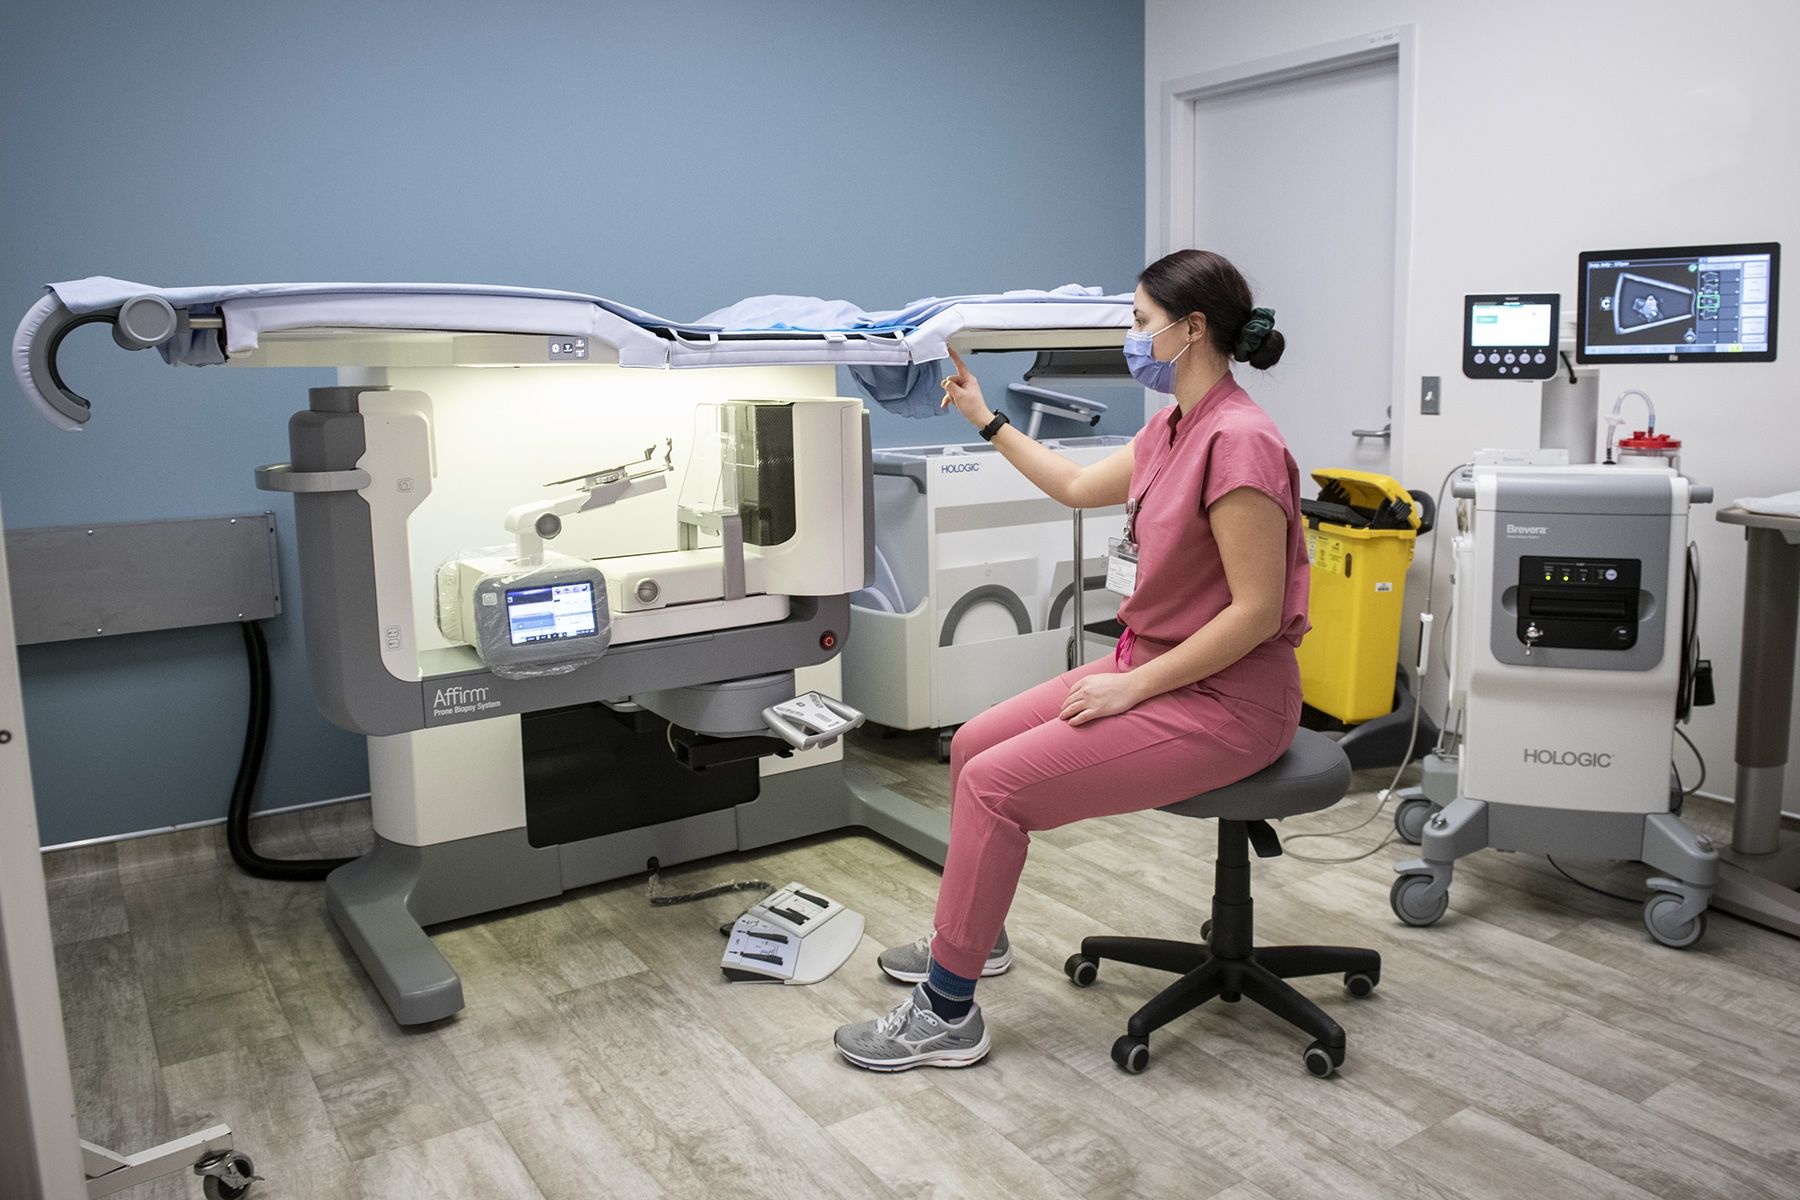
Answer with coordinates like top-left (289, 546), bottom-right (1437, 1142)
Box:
top-left (5, 514), bottom-right (281, 645)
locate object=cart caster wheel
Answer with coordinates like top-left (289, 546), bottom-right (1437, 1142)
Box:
top-left (1344, 970), bottom-right (1378, 998)
top-left (1303, 1041), bottom-right (1343, 1078)
top-left (935, 730), bottom-right (954, 764)
top-left (1200, 919), bottom-right (1213, 942)
top-left (1064, 954), bottom-right (1099, 988)
top-left (1112, 1035), bottom-right (1149, 1074)
top-left (1390, 874), bottom-right (1449, 927)
top-left (198, 1151), bottom-right (258, 1200)
top-left (1643, 893), bottom-right (1707, 949)
top-left (1394, 796), bottom-right (1434, 845)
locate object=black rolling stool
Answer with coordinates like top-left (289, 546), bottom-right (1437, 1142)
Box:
top-left (1065, 728), bottom-right (1379, 1078)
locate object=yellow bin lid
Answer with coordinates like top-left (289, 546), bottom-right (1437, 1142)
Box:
top-left (1307, 468), bottom-right (1421, 531)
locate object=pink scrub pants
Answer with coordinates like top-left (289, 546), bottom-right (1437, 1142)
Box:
top-left (929, 632), bottom-right (1303, 980)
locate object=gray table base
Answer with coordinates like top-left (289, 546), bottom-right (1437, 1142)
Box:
top-left (1714, 508), bottom-right (1800, 938)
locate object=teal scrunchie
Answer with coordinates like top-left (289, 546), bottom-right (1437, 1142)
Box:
top-left (1233, 307), bottom-right (1277, 361)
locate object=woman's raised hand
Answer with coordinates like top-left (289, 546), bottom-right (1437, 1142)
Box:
top-left (940, 346), bottom-right (993, 428)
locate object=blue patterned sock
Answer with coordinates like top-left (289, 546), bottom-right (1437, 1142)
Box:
top-left (923, 957), bottom-right (977, 1021)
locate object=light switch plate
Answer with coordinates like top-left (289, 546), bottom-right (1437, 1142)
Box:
top-left (1421, 375), bottom-right (1441, 416)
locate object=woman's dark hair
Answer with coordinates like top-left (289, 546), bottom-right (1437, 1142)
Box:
top-left (1138, 249), bottom-right (1286, 370)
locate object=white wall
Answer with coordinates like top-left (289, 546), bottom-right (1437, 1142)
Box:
top-left (1147, 0), bottom-right (1800, 809)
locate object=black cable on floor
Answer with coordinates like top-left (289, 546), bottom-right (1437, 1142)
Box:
top-left (225, 621), bottom-right (353, 881)
top-left (1545, 856), bottom-right (1642, 905)
top-left (646, 866), bottom-right (772, 908)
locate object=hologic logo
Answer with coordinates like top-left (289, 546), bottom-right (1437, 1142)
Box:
top-left (1523, 748), bottom-right (1613, 768)
top-left (941, 462), bottom-right (981, 474)
top-left (1506, 523), bottom-right (1549, 536)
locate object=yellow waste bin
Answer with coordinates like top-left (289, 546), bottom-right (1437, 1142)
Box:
top-left (1297, 469), bottom-right (1427, 724)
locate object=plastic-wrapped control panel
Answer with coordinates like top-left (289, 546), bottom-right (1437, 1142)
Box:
top-left (437, 551), bottom-right (611, 678)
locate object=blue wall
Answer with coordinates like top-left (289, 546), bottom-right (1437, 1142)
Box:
top-left (0, 0), bottom-right (1145, 844)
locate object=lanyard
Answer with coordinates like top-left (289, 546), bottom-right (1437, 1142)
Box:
top-left (1124, 434), bottom-right (1179, 544)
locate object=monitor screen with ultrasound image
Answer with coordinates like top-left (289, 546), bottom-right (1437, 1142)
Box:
top-left (1577, 242), bottom-right (1778, 363)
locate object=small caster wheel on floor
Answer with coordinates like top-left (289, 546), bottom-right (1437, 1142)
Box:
top-left (1344, 970), bottom-right (1379, 998)
top-left (1112, 1035), bottom-right (1149, 1074)
top-left (1393, 794), bottom-right (1434, 845)
top-left (1643, 892), bottom-right (1707, 949)
top-left (1064, 954), bottom-right (1099, 988)
top-left (1390, 874), bottom-right (1449, 927)
top-left (1303, 1041), bottom-right (1344, 1079)
top-left (1200, 919), bottom-right (1214, 942)
top-left (197, 1151), bottom-right (259, 1200)
top-left (935, 729), bottom-right (954, 764)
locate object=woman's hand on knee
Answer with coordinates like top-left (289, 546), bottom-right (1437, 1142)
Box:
top-left (1060, 672), bottom-right (1149, 726)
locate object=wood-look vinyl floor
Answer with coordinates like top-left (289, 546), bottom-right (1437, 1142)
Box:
top-left (43, 729), bottom-right (1800, 1199)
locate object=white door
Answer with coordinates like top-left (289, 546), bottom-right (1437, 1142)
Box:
top-left (1176, 52), bottom-right (1402, 485)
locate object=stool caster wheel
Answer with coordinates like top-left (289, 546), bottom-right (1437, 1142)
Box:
top-left (1303, 1041), bottom-right (1343, 1079)
top-left (1344, 970), bottom-right (1378, 998)
top-left (1201, 919), bottom-right (1213, 942)
top-left (1112, 1035), bottom-right (1149, 1074)
top-left (1064, 954), bottom-right (1099, 988)
top-left (1394, 795), bottom-right (1434, 845)
top-left (197, 1151), bottom-right (259, 1199)
top-left (1390, 874), bottom-right (1448, 927)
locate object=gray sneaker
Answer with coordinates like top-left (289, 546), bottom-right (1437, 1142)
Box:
top-left (877, 929), bottom-right (1012, 984)
top-left (834, 985), bottom-right (991, 1072)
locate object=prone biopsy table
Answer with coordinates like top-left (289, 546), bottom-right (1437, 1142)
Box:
top-left (1713, 505), bottom-right (1800, 937)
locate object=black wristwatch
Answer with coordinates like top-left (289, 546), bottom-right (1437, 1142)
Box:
top-left (978, 411), bottom-right (1011, 442)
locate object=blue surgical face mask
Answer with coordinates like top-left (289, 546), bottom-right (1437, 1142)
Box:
top-left (1123, 318), bottom-right (1192, 393)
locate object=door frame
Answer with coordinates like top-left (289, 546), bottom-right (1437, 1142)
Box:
top-left (0, 490), bottom-right (86, 1197)
top-left (1151, 25), bottom-right (1418, 470)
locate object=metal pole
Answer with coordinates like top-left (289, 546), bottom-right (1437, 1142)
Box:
top-left (1070, 507), bottom-right (1085, 669)
top-left (1733, 525), bottom-right (1800, 855)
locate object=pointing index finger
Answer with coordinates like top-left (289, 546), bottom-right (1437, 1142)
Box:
top-left (946, 345), bottom-right (969, 379)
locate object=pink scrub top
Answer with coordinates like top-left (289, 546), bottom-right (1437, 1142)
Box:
top-left (1115, 372), bottom-right (1311, 657)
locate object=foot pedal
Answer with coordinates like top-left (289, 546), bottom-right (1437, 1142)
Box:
top-left (722, 882), bottom-right (865, 984)
top-left (761, 691), bottom-right (864, 751)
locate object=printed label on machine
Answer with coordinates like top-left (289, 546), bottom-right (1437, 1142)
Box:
top-left (1105, 537), bottom-right (1139, 597)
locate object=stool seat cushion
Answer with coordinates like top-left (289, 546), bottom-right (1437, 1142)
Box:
top-left (1160, 727), bottom-right (1351, 822)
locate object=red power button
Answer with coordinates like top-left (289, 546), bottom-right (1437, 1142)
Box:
top-left (820, 632), bottom-right (838, 650)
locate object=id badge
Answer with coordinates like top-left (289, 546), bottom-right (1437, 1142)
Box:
top-left (1105, 537), bottom-right (1139, 597)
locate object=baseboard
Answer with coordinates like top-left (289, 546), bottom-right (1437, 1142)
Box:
top-left (38, 792), bottom-right (372, 854)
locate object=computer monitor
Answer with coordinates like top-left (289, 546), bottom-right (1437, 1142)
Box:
top-left (1577, 242), bottom-right (1778, 363)
top-left (1464, 293), bottom-right (1560, 380)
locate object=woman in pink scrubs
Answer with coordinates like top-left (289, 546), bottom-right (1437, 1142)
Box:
top-left (834, 250), bottom-right (1308, 1072)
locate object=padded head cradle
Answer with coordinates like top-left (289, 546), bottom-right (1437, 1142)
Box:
top-left (1161, 727), bottom-right (1352, 822)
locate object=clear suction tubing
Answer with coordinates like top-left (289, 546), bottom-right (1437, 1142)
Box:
top-left (1604, 388), bottom-right (1681, 471)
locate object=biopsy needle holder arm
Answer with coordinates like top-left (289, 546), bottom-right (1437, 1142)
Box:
top-left (505, 439), bottom-right (675, 559)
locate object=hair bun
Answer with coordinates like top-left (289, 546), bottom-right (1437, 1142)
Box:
top-left (1246, 327), bottom-right (1285, 370)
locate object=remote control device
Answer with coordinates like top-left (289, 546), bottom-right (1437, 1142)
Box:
top-left (761, 691), bottom-right (864, 751)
